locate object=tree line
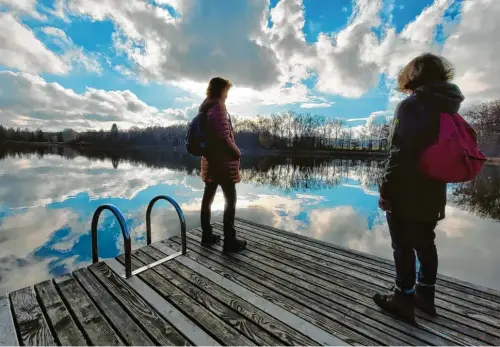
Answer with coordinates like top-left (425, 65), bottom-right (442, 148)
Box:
top-left (462, 100), bottom-right (500, 157)
top-left (1, 100), bottom-right (499, 155)
top-left (0, 112), bottom-right (391, 152)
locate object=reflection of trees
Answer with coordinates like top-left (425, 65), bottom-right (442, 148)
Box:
top-left (3, 145), bottom-right (499, 221)
top-left (462, 100), bottom-right (500, 157)
top-left (450, 164), bottom-right (500, 220)
top-left (240, 157), bottom-right (383, 192)
top-left (0, 145), bottom-right (384, 192)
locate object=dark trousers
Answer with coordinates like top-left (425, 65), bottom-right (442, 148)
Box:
top-left (201, 182), bottom-right (237, 240)
top-left (387, 213), bottom-right (438, 292)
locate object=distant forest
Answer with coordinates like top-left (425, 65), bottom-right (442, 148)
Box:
top-left (1, 100), bottom-right (499, 155)
top-left (0, 112), bottom-right (391, 152)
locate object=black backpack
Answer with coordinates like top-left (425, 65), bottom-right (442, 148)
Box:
top-left (185, 111), bottom-right (208, 156)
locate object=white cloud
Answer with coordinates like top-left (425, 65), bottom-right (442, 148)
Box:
top-left (0, 14), bottom-right (101, 76)
top-left (41, 26), bottom-right (103, 75)
top-left (0, 71), bottom-right (194, 130)
top-left (1, 0), bottom-right (499, 131)
top-left (311, 0), bottom-right (383, 98)
top-left (346, 117), bottom-right (369, 122)
top-left (299, 102), bottom-right (334, 109)
top-left (170, 78), bottom-right (313, 117)
top-left (67, 0), bottom-right (281, 90)
top-left (0, 13), bottom-right (69, 75)
top-left (370, 0), bottom-right (452, 79)
top-left (59, 0), bottom-right (388, 103)
top-left (443, 0), bottom-right (500, 104)
top-left (42, 26), bottom-right (69, 41)
top-left (175, 96), bottom-right (196, 103)
top-left (0, 0), bottom-right (43, 19)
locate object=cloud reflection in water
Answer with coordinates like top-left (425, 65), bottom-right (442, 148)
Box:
top-left (0, 147), bottom-right (499, 294)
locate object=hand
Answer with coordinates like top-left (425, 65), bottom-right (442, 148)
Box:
top-left (378, 196), bottom-right (391, 212)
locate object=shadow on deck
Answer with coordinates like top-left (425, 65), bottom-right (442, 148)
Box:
top-left (2, 218), bottom-right (500, 346)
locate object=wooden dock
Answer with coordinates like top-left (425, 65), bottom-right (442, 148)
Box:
top-left (2, 218), bottom-right (500, 346)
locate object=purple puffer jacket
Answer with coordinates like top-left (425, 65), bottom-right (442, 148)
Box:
top-left (200, 99), bottom-right (241, 184)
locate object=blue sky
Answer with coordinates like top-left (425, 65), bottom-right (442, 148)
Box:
top-left (0, 0), bottom-right (498, 131)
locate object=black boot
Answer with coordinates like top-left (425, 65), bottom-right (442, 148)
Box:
top-left (201, 233), bottom-right (221, 247)
top-left (373, 289), bottom-right (416, 324)
top-left (223, 238), bottom-right (247, 253)
top-left (415, 285), bottom-right (437, 316)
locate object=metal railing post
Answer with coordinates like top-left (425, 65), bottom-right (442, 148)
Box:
top-left (91, 204), bottom-right (132, 278)
top-left (146, 195), bottom-right (187, 254)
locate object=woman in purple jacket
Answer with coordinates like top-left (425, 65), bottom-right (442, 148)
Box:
top-left (374, 53), bottom-right (464, 323)
top-left (199, 77), bottom-right (247, 253)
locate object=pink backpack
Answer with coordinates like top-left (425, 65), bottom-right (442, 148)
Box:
top-left (419, 112), bottom-right (487, 183)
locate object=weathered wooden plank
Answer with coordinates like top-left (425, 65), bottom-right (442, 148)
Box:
top-left (103, 258), bottom-right (219, 347)
top-left (9, 286), bottom-right (56, 346)
top-left (170, 237), bottom-right (468, 346)
top-left (114, 253), bottom-right (255, 346)
top-left (201, 228), bottom-right (500, 337)
top-left (143, 245), bottom-right (318, 347)
top-left (231, 221), bottom-right (398, 276)
top-left (139, 246), bottom-right (314, 346)
top-left (54, 274), bottom-right (123, 346)
top-left (218, 225), bottom-right (500, 325)
top-left (175, 234), bottom-right (486, 346)
top-left (230, 223), bottom-right (500, 319)
top-left (227, 222), bottom-right (500, 316)
top-left (156, 240), bottom-right (394, 346)
top-left (34, 280), bottom-right (87, 346)
top-left (211, 225), bottom-right (391, 289)
top-left (0, 295), bottom-right (18, 346)
top-left (73, 268), bottom-right (153, 346)
top-left (120, 251), bottom-right (267, 346)
top-left (131, 252), bottom-right (279, 346)
top-left (190, 230), bottom-right (500, 344)
top-left (235, 218), bottom-right (500, 303)
top-left (89, 261), bottom-right (189, 346)
top-left (196, 229), bottom-right (500, 342)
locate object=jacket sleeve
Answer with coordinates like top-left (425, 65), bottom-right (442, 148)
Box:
top-left (210, 103), bottom-right (241, 158)
top-left (379, 98), bottom-right (422, 199)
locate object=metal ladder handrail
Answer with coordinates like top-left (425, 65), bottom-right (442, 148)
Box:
top-left (91, 204), bottom-right (132, 278)
top-left (126, 195), bottom-right (188, 277)
top-left (91, 196), bottom-right (187, 279)
top-left (146, 195), bottom-right (187, 252)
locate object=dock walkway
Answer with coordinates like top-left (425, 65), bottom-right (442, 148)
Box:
top-left (2, 218), bottom-right (500, 346)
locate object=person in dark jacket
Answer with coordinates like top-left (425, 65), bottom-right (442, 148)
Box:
top-left (199, 77), bottom-right (247, 253)
top-left (374, 53), bottom-right (464, 323)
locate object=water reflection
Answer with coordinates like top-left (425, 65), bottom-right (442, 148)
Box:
top-left (0, 145), bottom-right (499, 293)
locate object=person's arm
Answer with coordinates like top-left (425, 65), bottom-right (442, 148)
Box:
top-left (210, 103), bottom-right (241, 159)
top-left (379, 98), bottom-right (421, 199)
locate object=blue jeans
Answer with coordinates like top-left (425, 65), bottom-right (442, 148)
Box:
top-left (387, 213), bottom-right (438, 292)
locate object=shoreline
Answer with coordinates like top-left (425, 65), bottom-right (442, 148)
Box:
top-left (2, 141), bottom-right (387, 158)
top-left (3, 141), bottom-right (499, 162)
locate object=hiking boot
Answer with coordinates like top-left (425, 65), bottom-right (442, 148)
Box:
top-left (415, 285), bottom-right (437, 316)
top-left (373, 289), bottom-right (416, 324)
top-left (223, 238), bottom-right (247, 253)
top-left (201, 233), bottom-right (221, 247)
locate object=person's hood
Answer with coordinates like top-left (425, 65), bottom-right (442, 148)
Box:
top-left (416, 82), bottom-right (465, 113)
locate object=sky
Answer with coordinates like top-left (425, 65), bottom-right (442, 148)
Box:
top-left (0, 0), bottom-right (499, 132)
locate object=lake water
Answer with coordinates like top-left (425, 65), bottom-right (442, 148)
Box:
top-left (1, 146), bottom-right (499, 294)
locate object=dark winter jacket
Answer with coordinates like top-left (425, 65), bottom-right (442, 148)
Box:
top-left (200, 98), bottom-right (241, 184)
top-left (379, 82), bottom-right (465, 222)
